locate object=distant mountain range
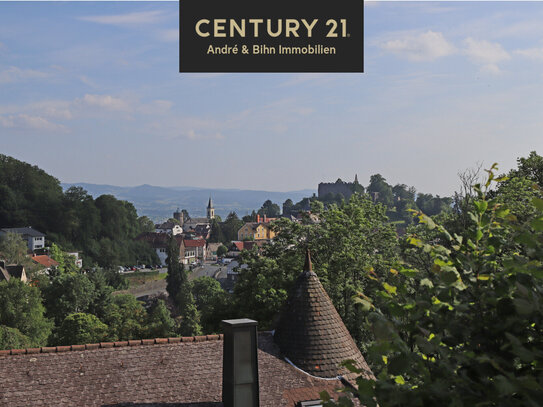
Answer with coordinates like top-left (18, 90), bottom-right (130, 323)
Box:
top-left (61, 183), bottom-right (315, 222)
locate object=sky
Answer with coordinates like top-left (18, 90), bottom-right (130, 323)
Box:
top-left (1, 1), bottom-right (543, 196)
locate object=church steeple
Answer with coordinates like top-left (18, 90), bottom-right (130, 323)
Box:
top-left (207, 197), bottom-right (215, 219)
top-left (354, 173), bottom-right (359, 184)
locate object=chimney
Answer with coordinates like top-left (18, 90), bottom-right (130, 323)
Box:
top-left (222, 318), bottom-right (259, 407)
top-left (256, 214), bottom-right (261, 223)
top-left (264, 215), bottom-right (267, 223)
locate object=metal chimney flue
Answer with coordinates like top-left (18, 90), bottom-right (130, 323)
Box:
top-left (222, 318), bottom-right (259, 407)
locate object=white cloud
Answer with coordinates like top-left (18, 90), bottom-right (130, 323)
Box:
top-left (30, 101), bottom-right (73, 120)
top-left (515, 47), bottom-right (543, 61)
top-left (463, 37), bottom-right (510, 73)
top-left (77, 94), bottom-right (131, 112)
top-left (78, 11), bottom-right (165, 26)
top-left (0, 114), bottom-right (67, 132)
top-left (0, 66), bottom-right (49, 84)
top-left (380, 31), bottom-right (456, 61)
top-left (158, 29), bottom-right (178, 42)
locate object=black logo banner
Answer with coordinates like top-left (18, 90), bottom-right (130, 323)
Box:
top-left (179, 0), bottom-right (364, 73)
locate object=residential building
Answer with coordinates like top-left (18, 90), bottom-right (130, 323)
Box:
top-left (154, 221), bottom-right (183, 235)
top-left (31, 255), bottom-right (59, 274)
top-left (183, 239), bottom-right (206, 263)
top-left (67, 252), bottom-right (83, 268)
top-left (237, 215), bottom-right (277, 240)
top-left (0, 260), bottom-right (27, 283)
top-left (0, 227), bottom-right (45, 251)
top-left (135, 233), bottom-right (183, 266)
top-left (227, 240), bottom-right (266, 257)
top-left (206, 242), bottom-right (222, 261)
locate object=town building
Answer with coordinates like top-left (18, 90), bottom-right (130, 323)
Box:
top-left (31, 255), bottom-right (59, 274)
top-left (135, 233), bottom-right (183, 266)
top-left (0, 227), bottom-right (45, 251)
top-left (237, 214), bottom-right (277, 241)
top-left (183, 239), bottom-right (206, 263)
top-left (227, 240), bottom-right (266, 257)
top-left (154, 220), bottom-right (183, 235)
top-left (0, 260), bottom-right (27, 283)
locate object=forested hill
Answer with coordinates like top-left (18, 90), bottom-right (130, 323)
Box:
top-left (0, 154), bottom-right (157, 267)
top-left (61, 182), bottom-right (314, 221)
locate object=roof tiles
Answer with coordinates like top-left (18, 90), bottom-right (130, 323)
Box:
top-left (274, 251), bottom-right (373, 381)
top-left (0, 333), bottom-right (345, 407)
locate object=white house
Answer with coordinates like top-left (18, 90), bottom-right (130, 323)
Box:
top-left (154, 221), bottom-right (183, 235)
top-left (0, 227), bottom-right (45, 251)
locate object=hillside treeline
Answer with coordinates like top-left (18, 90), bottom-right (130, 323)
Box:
top-left (0, 154), bottom-right (157, 267)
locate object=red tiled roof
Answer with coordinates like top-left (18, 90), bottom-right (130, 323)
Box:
top-left (183, 239), bottom-right (206, 247)
top-left (0, 333), bottom-right (345, 407)
top-left (31, 255), bottom-right (59, 268)
top-left (231, 240), bottom-right (265, 251)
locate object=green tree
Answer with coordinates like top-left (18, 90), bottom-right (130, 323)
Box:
top-left (0, 325), bottom-right (31, 350)
top-left (367, 174), bottom-right (394, 207)
top-left (232, 194), bottom-right (398, 343)
top-left (49, 243), bottom-right (79, 275)
top-left (0, 279), bottom-right (52, 346)
top-left (0, 232), bottom-right (28, 265)
top-left (258, 200), bottom-right (281, 217)
top-left (43, 273), bottom-right (97, 326)
top-left (192, 277), bottom-right (231, 333)
top-left (165, 236), bottom-right (202, 336)
top-left (217, 244), bottom-right (228, 257)
top-left (208, 218), bottom-right (225, 243)
top-left (282, 199), bottom-right (294, 217)
top-left (324, 165), bottom-right (543, 407)
top-left (511, 150), bottom-right (543, 188)
top-left (56, 313), bottom-right (108, 345)
top-left (221, 212), bottom-right (243, 242)
top-left (145, 299), bottom-right (176, 338)
top-left (138, 216), bottom-right (156, 233)
top-left (103, 294), bottom-right (146, 340)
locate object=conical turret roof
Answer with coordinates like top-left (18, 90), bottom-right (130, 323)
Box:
top-left (274, 250), bottom-right (372, 379)
top-left (207, 196), bottom-right (213, 209)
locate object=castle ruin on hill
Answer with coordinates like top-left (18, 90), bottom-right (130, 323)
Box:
top-left (317, 174), bottom-right (364, 201)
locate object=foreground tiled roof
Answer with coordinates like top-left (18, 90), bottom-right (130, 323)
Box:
top-left (0, 333), bottom-right (343, 407)
top-left (274, 251), bottom-right (373, 380)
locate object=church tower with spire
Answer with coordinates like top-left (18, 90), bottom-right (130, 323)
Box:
top-left (206, 197), bottom-right (215, 220)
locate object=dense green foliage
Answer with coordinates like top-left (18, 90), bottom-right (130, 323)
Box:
top-left (146, 299), bottom-right (176, 338)
top-left (209, 212), bottom-right (244, 244)
top-left (103, 294), bottom-right (146, 341)
top-left (57, 313), bottom-right (108, 345)
top-left (258, 199), bottom-right (281, 217)
top-left (165, 236), bottom-right (202, 336)
top-left (0, 279), bottom-right (52, 347)
top-left (232, 195), bottom-right (399, 347)
top-left (323, 159), bottom-right (543, 406)
top-left (0, 325), bottom-right (31, 350)
top-left (0, 154), bottom-right (158, 267)
top-left (0, 232), bottom-right (29, 265)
